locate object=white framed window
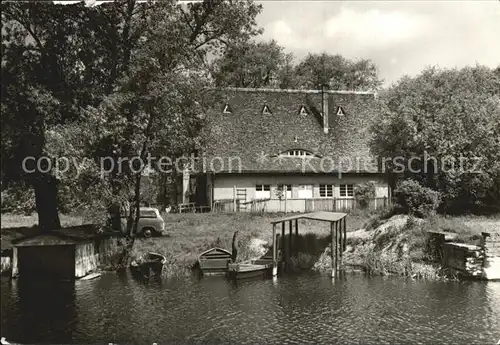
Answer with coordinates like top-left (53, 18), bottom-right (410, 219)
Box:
top-left (277, 184), bottom-right (292, 199)
top-left (297, 185), bottom-right (313, 199)
top-left (339, 184), bottom-right (354, 197)
top-left (282, 150), bottom-right (314, 157)
top-left (319, 184), bottom-right (334, 198)
top-left (255, 184), bottom-right (271, 199)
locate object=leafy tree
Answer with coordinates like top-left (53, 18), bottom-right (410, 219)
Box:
top-left (371, 65), bottom-right (500, 213)
top-left (1, 2), bottom-right (94, 230)
top-left (354, 181), bottom-right (376, 209)
top-left (212, 39), bottom-right (295, 88)
top-left (1, 0), bottom-right (263, 232)
top-left (212, 46), bottom-right (381, 91)
top-left (393, 179), bottom-right (441, 217)
top-left (293, 53), bottom-right (382, 91)
top-left (1, 0), bottom-right (159, 228)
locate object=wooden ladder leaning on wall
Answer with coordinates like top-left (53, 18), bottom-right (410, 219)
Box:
top-left (236, 189), bottom-right (247, 211)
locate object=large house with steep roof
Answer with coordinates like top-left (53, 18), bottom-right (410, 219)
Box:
top-left (184, 87), bottom-right (390, 212)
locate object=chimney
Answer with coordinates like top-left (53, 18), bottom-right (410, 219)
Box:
top-left (321, 84), bottom-right (329, 134)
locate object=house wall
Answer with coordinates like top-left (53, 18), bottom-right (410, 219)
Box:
top-left (213, 173), bottom-right (388, 200)
top-left (212, 173), bottom-right (389, 212)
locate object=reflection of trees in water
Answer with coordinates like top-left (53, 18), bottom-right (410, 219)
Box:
top-left (16, 277), bottom-right (77, 343)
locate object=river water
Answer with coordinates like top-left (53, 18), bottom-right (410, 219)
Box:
top-left (1, 272), bottom-right (499, 344)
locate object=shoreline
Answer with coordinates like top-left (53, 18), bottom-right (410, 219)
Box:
top-left (2, 211), bottom-right (499, 281)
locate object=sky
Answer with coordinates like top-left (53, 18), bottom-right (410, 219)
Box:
top-left (256, 0), bottom-right (500, 86)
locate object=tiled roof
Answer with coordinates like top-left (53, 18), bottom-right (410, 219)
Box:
top-left (199, 88), bottom-right (380, 174)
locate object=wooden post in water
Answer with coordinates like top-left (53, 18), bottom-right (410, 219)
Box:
top-left (331, 222), bottom-right (336, 278)
top-left (233, 186), bottom-right (236, 212)
top-left (335, 221), bottom-right (341, 274)
top-left (288, 220), bottom-right (292, 262)
top-left (272, 223), bottom-right (277, 276)
top-left (281, 222), bottom-right (286, 264)
top-left (335, 221), bottom-right (339, 276)
top-left (343, 217), bottom-right (347, 252)
top-left (338, 220), bottom-right (343, 271)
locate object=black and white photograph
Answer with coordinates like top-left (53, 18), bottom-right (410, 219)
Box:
top-left (1, 0), bottom-right (499, 344)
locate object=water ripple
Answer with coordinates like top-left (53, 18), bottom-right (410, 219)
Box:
top-left (1, 273), bottom-right (500, 344)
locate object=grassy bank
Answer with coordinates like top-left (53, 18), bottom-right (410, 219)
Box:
top-left (2, 210), bottom-right (498, 280)
top-left (1, 213), bottom-right (84, 229)
top-left (336, 213), bottom-right (500, 280)
top-left (0, 210), bottom-right (370, 263)
top-left (131, 211), bottom-right (370, 277)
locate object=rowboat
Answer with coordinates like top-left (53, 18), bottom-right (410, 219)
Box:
top-left (198, 248), bottom-right (232, 276)
top-left (227, 260), bottom-right (273, 280)
top-left (130, 252), bottom-right (166, 278)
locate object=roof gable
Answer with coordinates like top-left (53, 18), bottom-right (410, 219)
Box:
top-left (14, 234), bottom-right (80, 246)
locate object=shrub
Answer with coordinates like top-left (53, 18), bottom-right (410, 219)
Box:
top-left (354, 181), bottom-right (376, 208)
top-left (394, 180), bottom-right (441, 218)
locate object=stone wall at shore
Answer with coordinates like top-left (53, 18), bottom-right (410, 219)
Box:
top-left (429, 230), bottom-right (500, 280)
top-left (442, 243), bottom-right (484, 278)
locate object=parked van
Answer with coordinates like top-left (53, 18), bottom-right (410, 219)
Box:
top-left (121, 207), bottom-right (165, 238)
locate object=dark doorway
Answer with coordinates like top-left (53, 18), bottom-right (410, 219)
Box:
top-left (190, 174), bottom-right (208, 206)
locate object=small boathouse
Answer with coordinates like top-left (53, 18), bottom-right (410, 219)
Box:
top-left (11, 225), bottom-right (122, 280)
top-left (270, 211), bottom-right (347, 277)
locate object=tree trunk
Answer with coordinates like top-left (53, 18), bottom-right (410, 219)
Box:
top-left (33, 173), bottom-right (61, 232)
top-left (107, 167), bottom-right (123, 232)
top-left (108, 202), bottom-right (122, 232)
top-left (117, 173), bottom-right (142, 270)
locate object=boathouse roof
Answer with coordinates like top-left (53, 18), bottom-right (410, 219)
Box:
top-left (10, 225), bottom-right (120, 247)
top-left (271, 211), bottom-right (348, 224)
